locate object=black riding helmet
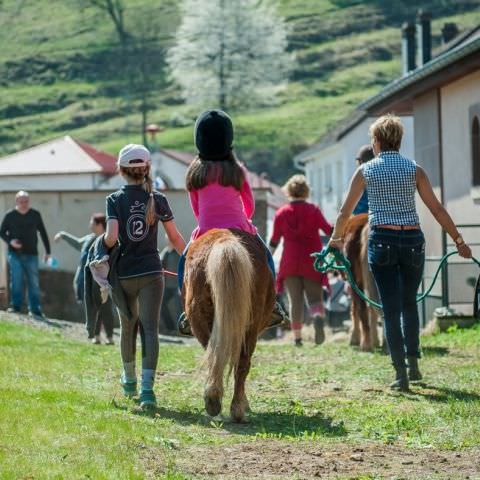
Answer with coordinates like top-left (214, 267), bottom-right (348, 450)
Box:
top-left (194, 109), bottom-right (234, 161)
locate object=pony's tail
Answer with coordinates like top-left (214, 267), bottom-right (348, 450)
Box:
top-left (205, 238), bottom-right (253, 385)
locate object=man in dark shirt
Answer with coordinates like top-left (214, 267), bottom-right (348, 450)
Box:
top-left (0, 191), bottom-right (51, 318)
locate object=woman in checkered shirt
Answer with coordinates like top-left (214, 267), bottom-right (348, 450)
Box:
top-left (328, 114), bottom-right (472, 392)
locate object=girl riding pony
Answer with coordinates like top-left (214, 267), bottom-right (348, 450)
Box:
top-left (177, 109), bottom-right (287, 335)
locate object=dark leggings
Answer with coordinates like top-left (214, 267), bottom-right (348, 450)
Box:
top-left (118, 274), bottom-right (164, 370)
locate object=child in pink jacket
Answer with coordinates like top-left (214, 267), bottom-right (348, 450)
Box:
top-left (177, 109), bottom-right (287, 335)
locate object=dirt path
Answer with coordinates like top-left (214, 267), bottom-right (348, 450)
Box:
top-left (0, 310), bottom-right (352, 347)
top-left (0, 311), bottom-right (188, 345)
top-left (157, 440), bottom-right (480, 479)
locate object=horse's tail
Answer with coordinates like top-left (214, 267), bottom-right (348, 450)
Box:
top-left (205, 237), bottom-right (254, 384)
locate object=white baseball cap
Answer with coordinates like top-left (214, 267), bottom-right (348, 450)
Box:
top-left (117, 144), bottom-right (151, 167)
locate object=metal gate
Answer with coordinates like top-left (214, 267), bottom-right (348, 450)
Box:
top-left (419, 224), bottom-right (480, 326)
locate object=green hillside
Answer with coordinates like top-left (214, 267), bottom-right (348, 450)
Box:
top-left (2, 0), bottom-right (480, 182)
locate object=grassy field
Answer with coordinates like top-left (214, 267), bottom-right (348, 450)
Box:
top-left (1, 316), bottom-right (480, 479)
top-left (3, 1), bottom-right (480, 181)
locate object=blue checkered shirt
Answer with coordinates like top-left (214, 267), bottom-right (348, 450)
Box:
top-left (361, 151), bottom-right (419, 226)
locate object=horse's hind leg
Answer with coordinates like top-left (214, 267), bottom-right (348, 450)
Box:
top-left (359, 300), bottom-right (372, 352)
top-left (230, 337), bottom-right (255, 423)
top-left (204, 361), bottom-right (224, 417)
top-left (349, 295), bottom-right (361, 346)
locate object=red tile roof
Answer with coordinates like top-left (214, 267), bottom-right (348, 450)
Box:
top-left (74, 139), bottom-right (117, 174)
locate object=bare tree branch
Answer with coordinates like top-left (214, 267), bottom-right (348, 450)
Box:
top-left (83, 0), bottom-right (129, 47)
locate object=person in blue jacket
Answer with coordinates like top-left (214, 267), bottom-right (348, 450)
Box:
top-left (55, 213), bottom-right (116, 345)
top-left (352, 145), bottom-right (375, 215)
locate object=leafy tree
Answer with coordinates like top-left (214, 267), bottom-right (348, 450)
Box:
top-left (167, 0), bottom-right (292, 110)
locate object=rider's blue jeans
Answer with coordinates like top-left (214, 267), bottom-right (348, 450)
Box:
top-left (8, 252), bottom-right (42, 314)
top-left (368, 228), bottom-right (425, 367)
top-left (177, 234), bottom-right (275, 291)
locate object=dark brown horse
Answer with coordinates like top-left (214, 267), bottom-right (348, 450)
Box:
top-left (183, 229), bottom-right (275, 422)
top-left (344, 214), bottom-right (381, 352)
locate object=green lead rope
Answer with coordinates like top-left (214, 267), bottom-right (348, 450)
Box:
top-left (312, 247), bottom-right (480, 310)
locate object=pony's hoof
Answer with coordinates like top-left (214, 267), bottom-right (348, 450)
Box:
top-left (204, 387), bottom-right (222, 417)
top-left (360, 342), bottom-right (374, 352)
top-left (230, 399), bottom-right (249, 423)
top-left (230, 409), bottom-right (247, 423)
top-left (349, 334), bottom-right (360, 346)
top-left (231, 414), bottom-right (248, 423)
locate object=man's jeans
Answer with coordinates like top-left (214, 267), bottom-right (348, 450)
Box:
top-left (8, 252), bottom-right (42, 314)
top-left (368, 228), bottom-right (425, 367)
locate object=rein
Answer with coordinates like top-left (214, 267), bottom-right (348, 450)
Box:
top-left (162, 270), bottom-right (178, 277)
top-left (312, 247), bottom-right (480, 310)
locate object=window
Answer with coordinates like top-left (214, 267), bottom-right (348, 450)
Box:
top-left (472, 116), bottom-right (480, 186)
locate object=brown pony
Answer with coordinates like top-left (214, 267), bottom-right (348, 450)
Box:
top-left (344, 214), bottom-right (381, 352)
top-left (183, 228), bottom-right (275, 422)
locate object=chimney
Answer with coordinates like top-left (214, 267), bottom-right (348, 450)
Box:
top-left (417, 9), bottom-right (432, 66)
top-left (402, 22), bottom-right (416, 75)
top-left (442, 22), bottom-right (459, 44)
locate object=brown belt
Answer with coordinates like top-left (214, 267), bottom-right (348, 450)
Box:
top-left (374, 225), bottom-right (420, 231)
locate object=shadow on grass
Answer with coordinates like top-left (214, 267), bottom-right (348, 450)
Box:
top-left (414, 382), bottom-right (480, 403)
top-left (113, 402), bottom-right (347, 438)
top-left (422, 346), bottom-right (450, 357)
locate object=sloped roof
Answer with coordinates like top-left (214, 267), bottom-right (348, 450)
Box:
top-left (74, 139), bottom-right (117, 174)
top-left (160, 148), bottom-right (194, 166)
top-left (0, 136), bottom-right (117, 176)
top-left (295, 24), bottom-right (480, 166)
top-left (434, 25), bottom-right (480, 56)
top-left (294, 109), bottom-right (369, 165)
top-left (360, 35), bottom-right (480, 113)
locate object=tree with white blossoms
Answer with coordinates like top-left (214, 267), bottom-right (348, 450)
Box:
top-left (167, 0), bottom-right (292, 110)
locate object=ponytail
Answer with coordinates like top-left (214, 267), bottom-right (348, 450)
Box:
top-left (143, 166), bottom-right (156, 226)
top-left (119, 165), bottom-right (157, 225)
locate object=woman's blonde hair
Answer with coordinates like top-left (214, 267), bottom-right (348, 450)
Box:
top-left (369, 114), bottom-right (404, 151)
top-left (119, 165), bottom-right (156, 226)
top-left (283, 174), bottom-right (310, 199)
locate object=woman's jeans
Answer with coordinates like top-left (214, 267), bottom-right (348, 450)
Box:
top-left (8, 252), bottom-right (42, 314)
top-left (368, 228), bottom-right (425, 367)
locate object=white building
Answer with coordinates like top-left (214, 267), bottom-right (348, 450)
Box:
top-left (295, 15), bottom-right (480, 320)
top-left (294, 113), bottom-right (414, 222)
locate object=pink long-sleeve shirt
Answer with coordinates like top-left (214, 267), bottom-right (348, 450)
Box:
top-left (189, 172), bottom-right (257, 240)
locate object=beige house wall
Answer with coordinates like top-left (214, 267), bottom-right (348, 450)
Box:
top-left (0, 190), bottom-right (196, 307)
top-left (413, 91), bottom-right (444, 263)
top-left (441, 70), bottom-right (480, 227)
